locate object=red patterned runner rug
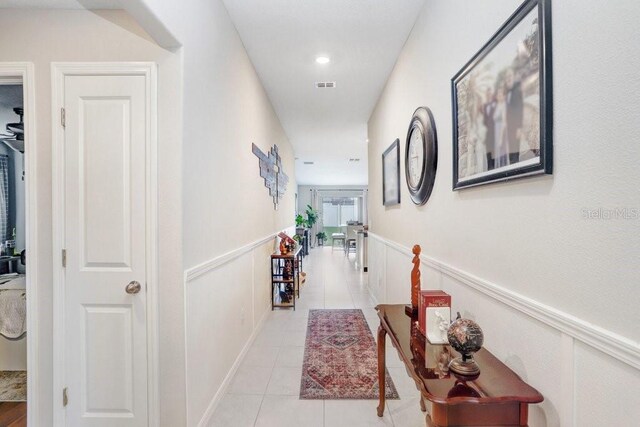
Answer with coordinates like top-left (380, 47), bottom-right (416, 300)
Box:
top-left (300, 309), bottom-right (399, 399)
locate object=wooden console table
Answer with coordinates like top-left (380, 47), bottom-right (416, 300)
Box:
top-left (376, 304), bottom-right (543, 426)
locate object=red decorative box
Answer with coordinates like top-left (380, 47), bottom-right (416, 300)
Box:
top-left (418, 290), bottom-right (451, 337)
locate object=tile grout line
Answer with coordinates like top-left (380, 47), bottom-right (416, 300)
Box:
top-left (252, 393), bottom-right (266, 427)
top-left (252, 345), bottom-right (280, 424)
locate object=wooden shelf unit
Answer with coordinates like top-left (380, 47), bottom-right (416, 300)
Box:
top-left (270, 246), bottom-right (302, 310)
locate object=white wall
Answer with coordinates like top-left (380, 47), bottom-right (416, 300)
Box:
top-left (1, 2), bottom-right (294, 424)
top-left (0, 10), bottom-right (182, 425)
top-left (136, 1), bottom-right (296, 425)
top-left (368, 1), bottom-right (640, 426)
top-left (140, 0), bottom-right (296, 267)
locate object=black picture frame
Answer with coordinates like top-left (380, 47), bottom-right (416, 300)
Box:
top-left (451, 0), bottom-right (552, 190)
top-left (382, 139), bottom-right (401, 206)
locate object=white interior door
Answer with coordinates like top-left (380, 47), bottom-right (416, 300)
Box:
top-left (63, 73), bottom-right (149, 427)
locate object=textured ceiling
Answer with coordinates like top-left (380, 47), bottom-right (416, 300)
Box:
top-left (223, 0), bottom-right (425, 185)
top-left (0, 0), bottom-right (426, 185)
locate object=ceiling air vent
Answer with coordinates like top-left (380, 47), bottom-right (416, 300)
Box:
top-left (349, 158), bottom-right (361, 162)
top-left (304, 161), bottom-right (314, 165)
top-left (315, 81), bottom-right (336, 88)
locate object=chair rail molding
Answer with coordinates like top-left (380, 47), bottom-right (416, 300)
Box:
top-left (368, 232), bottom-right (640, 371)
top-left (184, 232), bottom-right (278, 282)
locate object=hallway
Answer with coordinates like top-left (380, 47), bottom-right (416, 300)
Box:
top-left (209, 247), bottom-right (425, 427)
top-left (0, 1), bottom-right (637, 425)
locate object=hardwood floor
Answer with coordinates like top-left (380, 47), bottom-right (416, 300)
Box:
top-left (0, 402), bottom-right (26, 427)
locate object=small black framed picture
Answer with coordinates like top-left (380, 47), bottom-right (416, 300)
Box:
top-left (382, 139), bottom-right (401, 206)
top-left (452, 0), bottom-right (552, 189)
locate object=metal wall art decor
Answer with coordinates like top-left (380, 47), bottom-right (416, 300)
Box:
top-left (452, 0), bottom-right (552, 189)
top-left (252, 143), bottom-right (289, 209)
top-left (382, 139), bottom-right (401, 206)
top-left (405, 107), bottom-right (438, 205)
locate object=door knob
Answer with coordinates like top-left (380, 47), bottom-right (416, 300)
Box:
top-left (125, 281), bottom-right (142, 295)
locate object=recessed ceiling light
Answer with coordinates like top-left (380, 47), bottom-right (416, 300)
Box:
top-left (316, 56), bottom-right (330, 64)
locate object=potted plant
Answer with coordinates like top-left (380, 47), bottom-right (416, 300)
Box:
top-left (305, 205), bottom-right (319, 247)
top-left (316, 232), bottom-right (327, 246)
top-left (305, 205), bottom-right (318, 226)
top-left (295, 214), bottom-right (307, 236)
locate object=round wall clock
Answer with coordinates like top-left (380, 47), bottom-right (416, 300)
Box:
top-left (405, 107), bottom-right (437, 205)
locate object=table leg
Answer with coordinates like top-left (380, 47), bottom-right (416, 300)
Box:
top-left (377, 324), bottom-right (387, 417)
top-left (519, 403), bottom-right (528, 426)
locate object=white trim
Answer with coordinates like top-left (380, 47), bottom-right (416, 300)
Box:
top-left (0, 76), bottom-right (23, 85)
top-left (196, 307), bottom-right (271, 427)
top-left (51, 62), bottom-right (66, 427)
top-left (184, 233), bottom-right (276, 282)
top-left (145, 63), bottom-right (160, 427)
top-left (0, 62), bottom-right (38, 427)
top-left (182, 269), bottom-right (189, 425)
top-left (51, 62), bottom-right (159, 427)
top-left (368, 232), bottom-right (640, 370)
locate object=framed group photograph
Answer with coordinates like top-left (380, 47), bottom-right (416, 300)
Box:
top-left (452, 0), bottom-right (552, 190)
top-left (382, 139), bottom-right (401, 206)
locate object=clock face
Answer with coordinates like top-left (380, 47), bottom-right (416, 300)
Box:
top-left (408, 127), bottom-right (424, 188)
top-left (404, 107), bottom-right (438, 205)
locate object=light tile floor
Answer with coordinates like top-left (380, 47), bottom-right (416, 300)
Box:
top-left (209, 247), bottom-right (426, 427)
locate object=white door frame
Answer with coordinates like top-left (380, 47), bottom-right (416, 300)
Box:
top-left (51, 62), bottom-right (159, 427)
top-left (0, 62), bottom-right (38, 426)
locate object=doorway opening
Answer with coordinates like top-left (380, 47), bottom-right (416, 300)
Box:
top-left (321, 196), bottom-right (361, 242)
top-left (0, 64), bottom-right (36, 426)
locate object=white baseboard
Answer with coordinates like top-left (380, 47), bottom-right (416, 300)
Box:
top-left (196, 306), bottom-right (271, 427)
top-left (368, 232), bottom-right (640, 371)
